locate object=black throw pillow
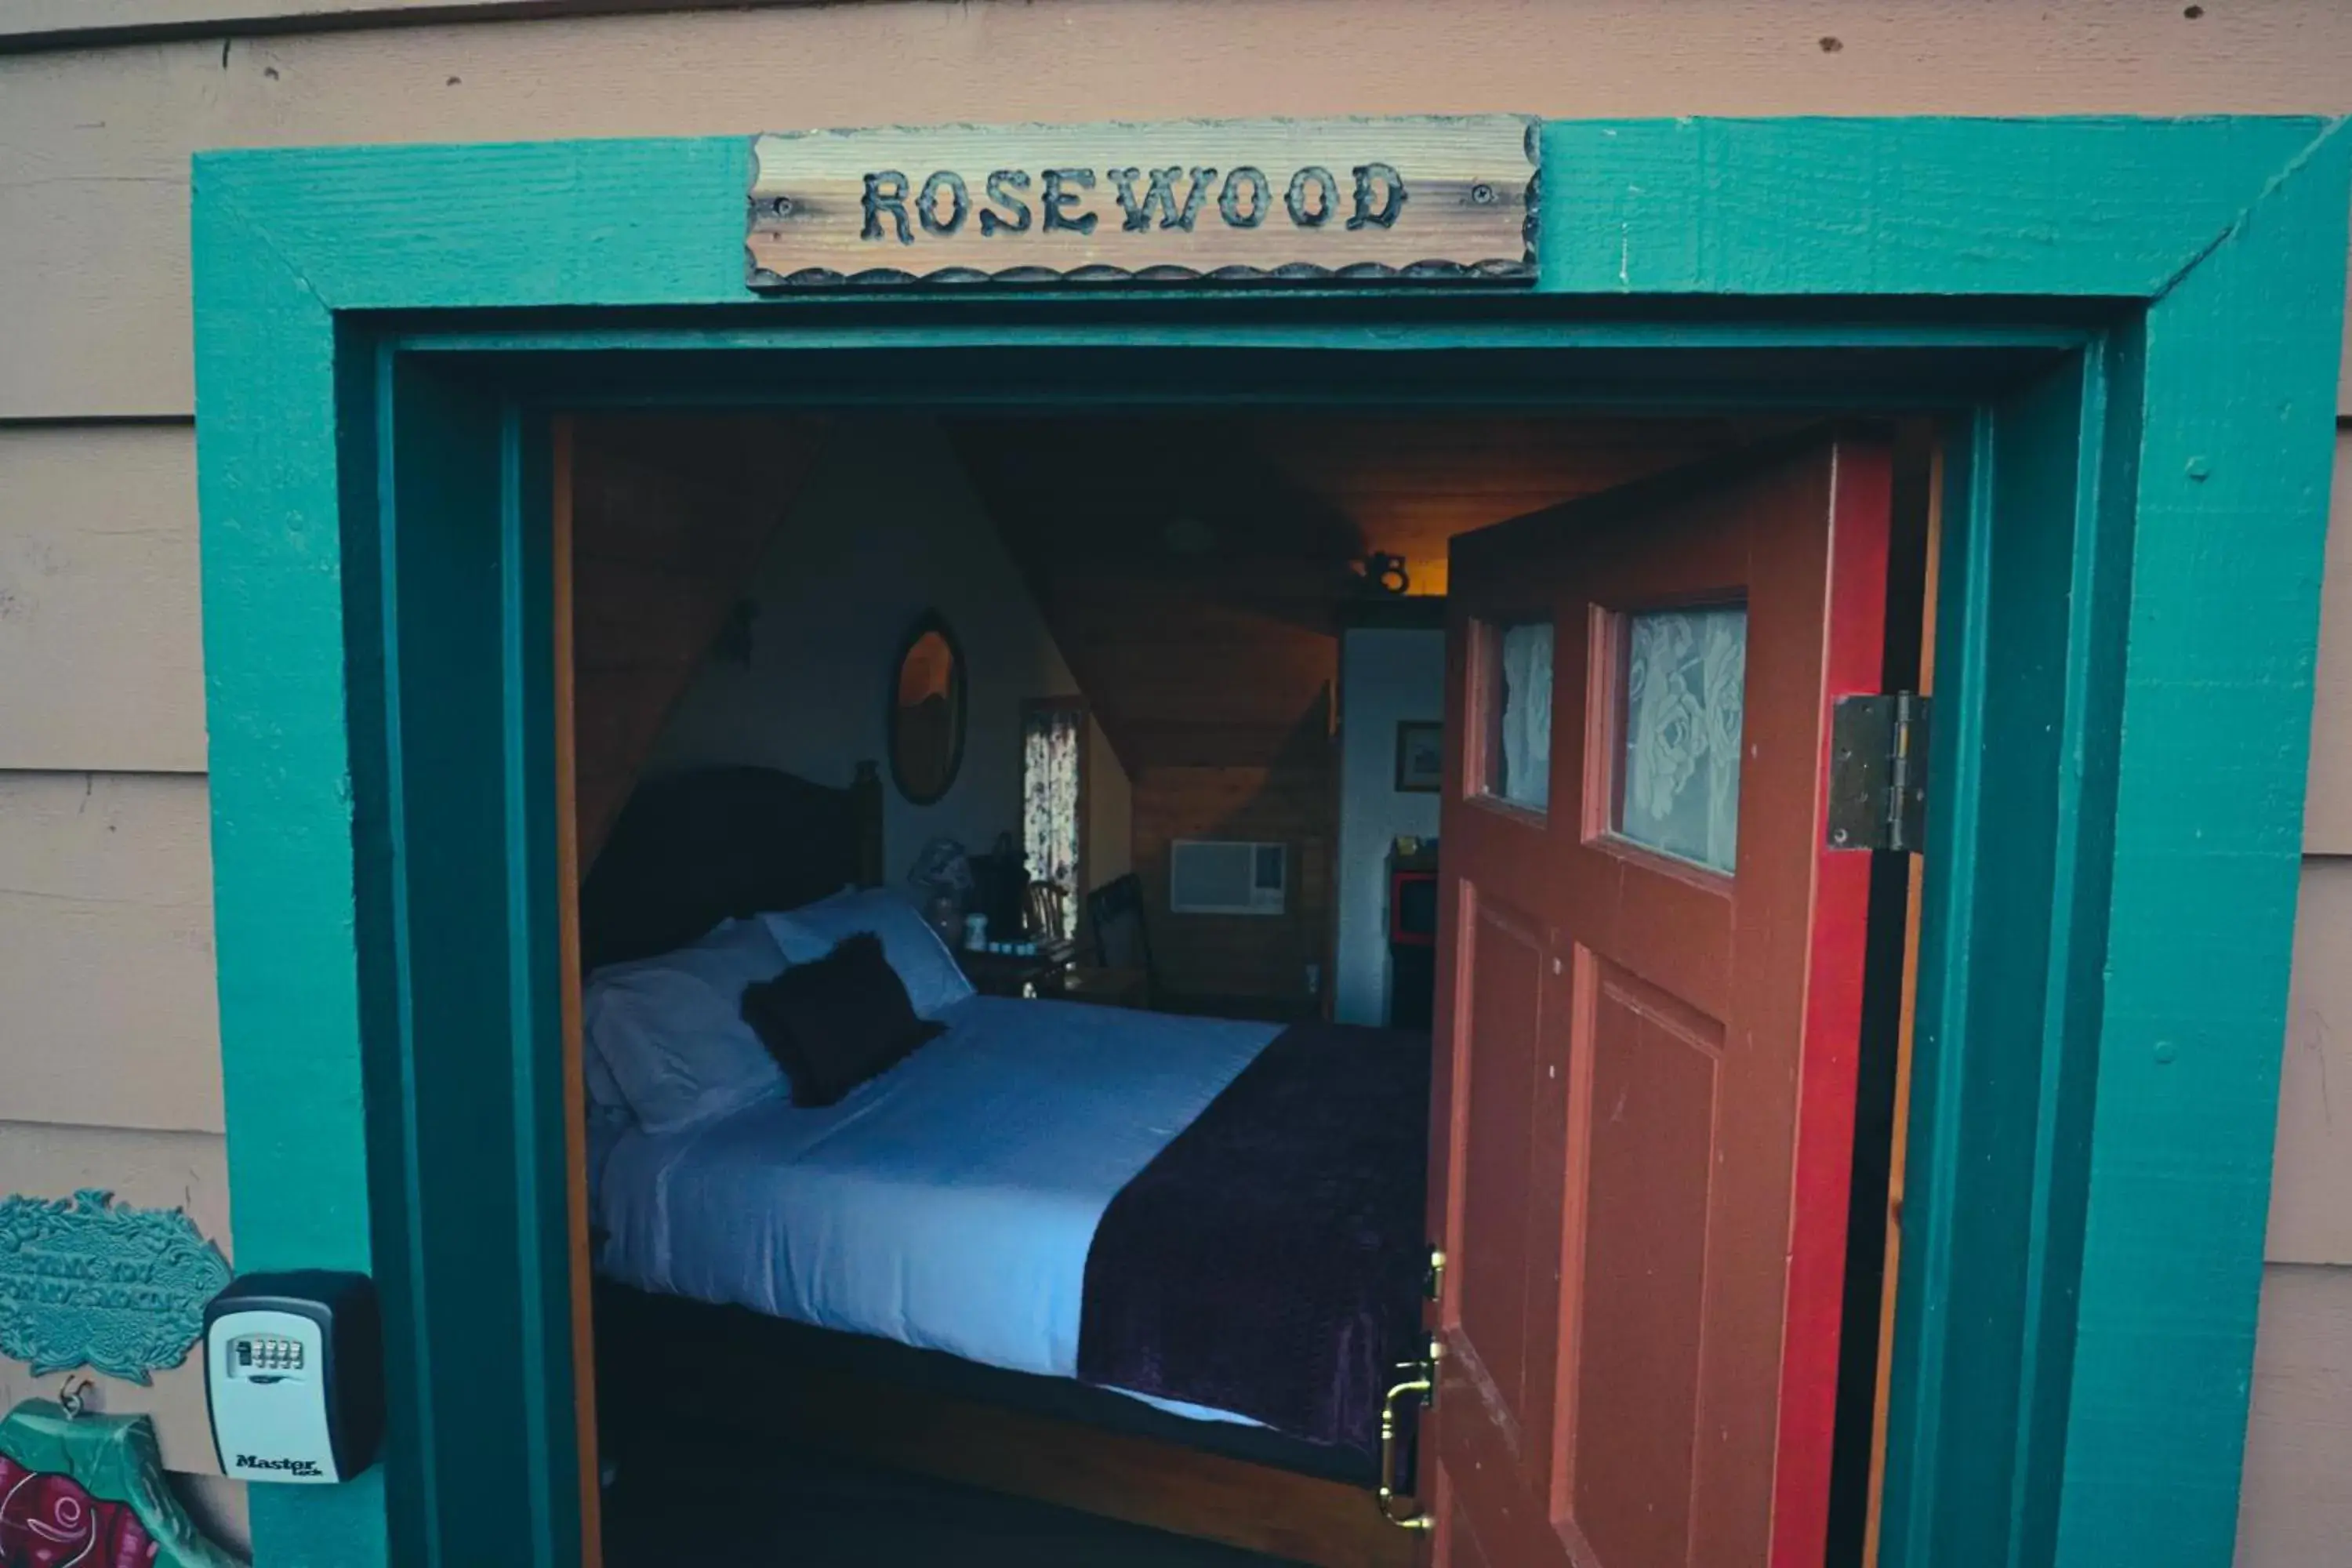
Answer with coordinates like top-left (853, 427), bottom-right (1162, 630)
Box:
top-left (739, 931), bottom-right (944, 1108)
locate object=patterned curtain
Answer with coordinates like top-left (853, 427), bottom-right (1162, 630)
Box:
top-left (1022, 705), bottom-right (1084, 934)
top-left (1621, 605), bottom-right (1747, 872)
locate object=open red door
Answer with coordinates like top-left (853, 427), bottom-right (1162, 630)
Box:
top-left (1417, 433), bottom-right (1892, 1568)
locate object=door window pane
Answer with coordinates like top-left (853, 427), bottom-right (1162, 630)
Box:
top-left (1618, 605), bottom-right (1745, 872)
top-left (1485, 620), bottom-right (1553, 811)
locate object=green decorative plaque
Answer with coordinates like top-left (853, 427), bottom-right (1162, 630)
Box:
top-left (0, 1190), bottom-right (230, 1383)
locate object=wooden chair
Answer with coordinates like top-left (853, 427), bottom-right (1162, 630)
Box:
top-left (1071, 873), bottom-right (1154, 1008)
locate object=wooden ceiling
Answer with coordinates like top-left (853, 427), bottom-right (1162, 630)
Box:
top-left (950, 415), bottom-right (1757, 773)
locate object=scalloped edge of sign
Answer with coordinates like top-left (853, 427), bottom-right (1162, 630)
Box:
top-left (744, 254), bottom-right (1539, 290)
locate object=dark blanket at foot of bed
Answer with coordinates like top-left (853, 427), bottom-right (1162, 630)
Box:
top-left (1077, 1020), bottom-right (1432, 1458)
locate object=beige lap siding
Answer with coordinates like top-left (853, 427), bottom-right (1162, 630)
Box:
top-left (0, 772), bottom-right (222, 1131)
top-left (0, 426), bottom-right (206, 774)
top-left (4, 0), bottom-right (2352, 419)
top-left (0, 419), bottom-right (231, 1502)
top-left (2236, 1267), bottom-right (2352, 1567)
top-left (0, 2), bottom-right (2344, 1558)
top-left (2273, 862), bottom-right (2352, 1261)
top-left (2247, 850), bottom-right (2352, 1562)
top-left (2278, 453), bottom-right (2352, 1265)
top-left (2252, 783), bottom-right (2352, 1561)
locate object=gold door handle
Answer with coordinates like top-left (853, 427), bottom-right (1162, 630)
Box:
top-left (1377, 1340), bottom-right (1440, 1532)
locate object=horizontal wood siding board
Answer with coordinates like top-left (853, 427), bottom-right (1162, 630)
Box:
top-left (8, 3), bottom-right (2352, 415)
top-left (2270, 858), bottom-right (2352, 1265)
top-left (0, 426), bottom-right (207, 771)
top-left (2234, 1263), bottom-right (2352, 1567)
top-left (0, 772), bottom-right (225, 1132)
top-left (0, 0), bottom-right (805, 53)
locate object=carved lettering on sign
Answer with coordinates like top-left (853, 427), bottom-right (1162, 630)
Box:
top-left (746, 117), bottom-right (1536, 288)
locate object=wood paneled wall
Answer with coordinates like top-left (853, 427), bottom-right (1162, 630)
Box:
top-left (1131, 746), bottom-right (1336, 1012)
top-left (570, 414), bottom-right (825, 862)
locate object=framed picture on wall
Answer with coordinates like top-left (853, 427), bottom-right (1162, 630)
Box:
top-left (1395, 720), bottom-right (1445, 793)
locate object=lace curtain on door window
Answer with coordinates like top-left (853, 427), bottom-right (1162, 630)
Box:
top-left (1494, 621), bottom-right (1554, 810)
top-left (1619, 605), bottom-right (1747, 873)
top-left (1022, 706), bottom-right (1083, 934)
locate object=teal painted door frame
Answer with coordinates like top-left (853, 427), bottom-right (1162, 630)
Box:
top-left (191, 118), bottom-right (2348, 1568)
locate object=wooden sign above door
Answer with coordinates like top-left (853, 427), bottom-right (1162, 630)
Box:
top-left (745, 116), bottom-right (1537, 289)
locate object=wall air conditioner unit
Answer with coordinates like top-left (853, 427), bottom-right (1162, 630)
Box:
top-left (1168, 840), bottom-right (1288, 916)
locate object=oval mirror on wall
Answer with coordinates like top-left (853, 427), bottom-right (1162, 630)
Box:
top-left (888, 611), bottom-right (966, 805)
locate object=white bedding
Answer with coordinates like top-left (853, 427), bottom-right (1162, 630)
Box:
top-left (592, 993), bottom-right (1280, 1423)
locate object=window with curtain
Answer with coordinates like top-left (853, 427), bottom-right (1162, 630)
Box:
top-left (1617, 604), bottom-right (1746, 873)
top-left (1483, 619), bottom-right (1554, 811)
top-left (1022, 700), bottom-right (1086, 938)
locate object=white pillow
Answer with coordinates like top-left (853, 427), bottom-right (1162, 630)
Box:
top-left (584, 917), bottom-right (790, 1134)
top-left (583, 1032), bottom-right (628, 1116)
top-left (762, 888), bottom-right (976, 1020)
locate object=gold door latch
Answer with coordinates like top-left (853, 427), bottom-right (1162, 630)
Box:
top-left (1377, 1335), bottom-right (1441, 1532)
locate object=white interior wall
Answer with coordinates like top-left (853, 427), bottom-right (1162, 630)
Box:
top-left (1333, 626), bottom-right (1446, 1026)
top-left (648, 416), bottom-right (1130, 891)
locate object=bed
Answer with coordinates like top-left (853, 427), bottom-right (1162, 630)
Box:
top-left (579, 766), bottom-right (1429, 1561)
top-left (593, 994), bottom-right (1282, 1423)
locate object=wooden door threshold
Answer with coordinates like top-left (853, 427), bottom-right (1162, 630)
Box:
top-left (763, 1363), bottom-right (1416, 1568)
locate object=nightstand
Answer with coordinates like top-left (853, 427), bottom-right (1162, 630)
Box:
top-left (954, 941), bottom-right (1075, 999)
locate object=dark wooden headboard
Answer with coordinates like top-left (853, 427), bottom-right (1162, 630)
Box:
top-left (579, 763), bottom-right (884, 971)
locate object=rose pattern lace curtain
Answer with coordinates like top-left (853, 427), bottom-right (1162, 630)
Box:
top-left (1022, 704), bottom-right (1083, 935)
top-left (1619, 605), bottom-right (1747, 872)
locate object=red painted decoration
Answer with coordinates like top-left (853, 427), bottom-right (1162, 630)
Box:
top-left (0, 1453), bottom-right (159, 1568)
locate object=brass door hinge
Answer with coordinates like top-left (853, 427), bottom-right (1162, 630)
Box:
top-left (1425, 1245), bottom-right (1446, 1302)
top-left (1828, 692), bottom-right (1932, 854)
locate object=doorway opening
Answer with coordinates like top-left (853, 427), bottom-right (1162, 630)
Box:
top-left (559, 409), bottom-right (1933, 1567)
